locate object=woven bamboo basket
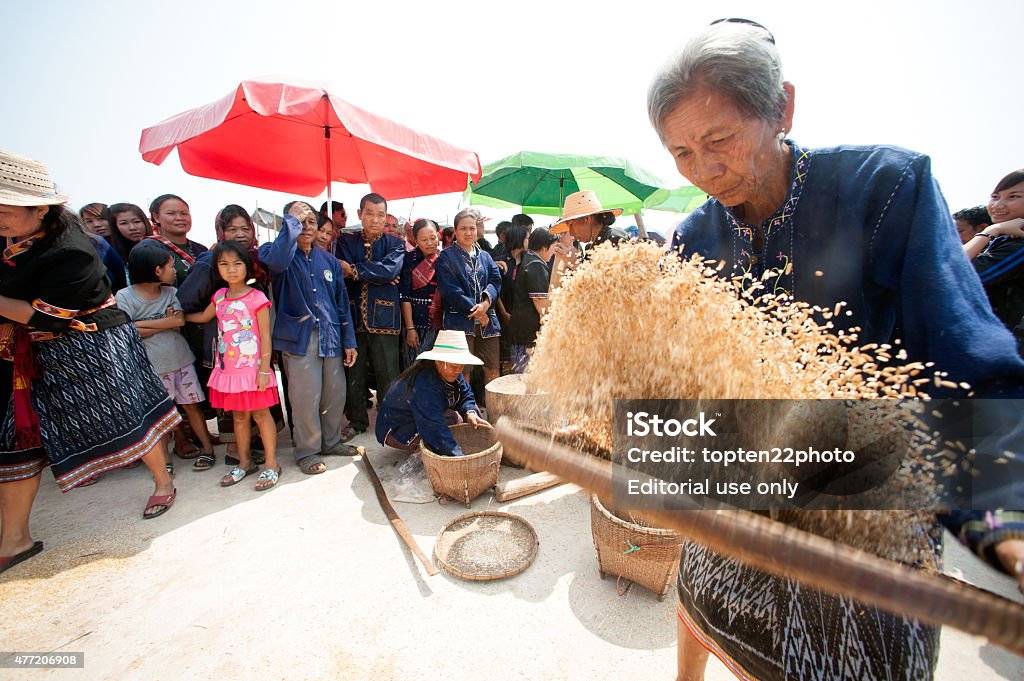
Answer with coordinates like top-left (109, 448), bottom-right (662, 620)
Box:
top-left (420, 424), bottom-right (502, 507)
top-left (485, 375), bottom-right (554, 468)
top-left (590, 495), bottom-right (683, 600)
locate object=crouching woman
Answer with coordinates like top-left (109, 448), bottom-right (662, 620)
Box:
top-left (375, 330), bottom-right (490, 457)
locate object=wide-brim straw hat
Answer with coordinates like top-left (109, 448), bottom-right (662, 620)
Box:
top-left (550, 190), bottom-right (623, 233)
top-left (0, 151), bottom-right (68, 206)
top-left (416, 329), bottom-right (484, 366)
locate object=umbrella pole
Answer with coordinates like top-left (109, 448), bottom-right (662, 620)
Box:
top-left (635, 211), bottom-right (649, 240)
top-left (323, 94), bottom-right (333, 222)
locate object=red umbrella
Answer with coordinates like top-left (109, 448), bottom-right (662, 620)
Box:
top-left (139, 78), bottom-right (481, 200)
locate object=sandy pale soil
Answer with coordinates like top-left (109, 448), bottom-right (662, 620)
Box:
top-left (0, 422), bottom-right (1021, 681)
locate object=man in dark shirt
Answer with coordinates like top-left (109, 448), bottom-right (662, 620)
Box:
top-left (335, 193), bottom-right (405, 433)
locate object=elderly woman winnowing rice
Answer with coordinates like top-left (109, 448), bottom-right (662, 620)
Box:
top-left (647, 18), bottom-right (1024, 681)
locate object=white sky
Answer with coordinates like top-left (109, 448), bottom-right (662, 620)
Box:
top-left (3, 0), bottom-right (1022, 245)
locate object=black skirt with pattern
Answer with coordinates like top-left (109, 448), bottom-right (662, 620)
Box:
top-left (0, 322), bottom-right (180, 490)
top-left (677, 540), bottom-right (940, 681)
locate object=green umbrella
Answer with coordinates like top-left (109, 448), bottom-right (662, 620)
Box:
top-left (465, 150), bottom-right (705, 217)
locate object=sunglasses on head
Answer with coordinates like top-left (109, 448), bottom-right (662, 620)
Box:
top-left (709, 17), bottom-right (776, 44)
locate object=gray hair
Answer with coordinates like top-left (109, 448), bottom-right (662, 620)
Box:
top-left (647, 22), bottom-right (786, 145)
top-left (453, 208), bottom-right (482, 226)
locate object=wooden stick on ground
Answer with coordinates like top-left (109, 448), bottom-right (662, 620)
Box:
top-left (495, 417), bottom-right (1024, 656)
top-left (360, 453), bottom-right (440, 577)
top-left (495, 471), bottom-right (563, 502)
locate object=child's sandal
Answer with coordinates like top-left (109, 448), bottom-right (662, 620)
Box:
top-left (165, 462), bottom-right (175, 478)
top-left (193, 453), bottom-right (216, 471)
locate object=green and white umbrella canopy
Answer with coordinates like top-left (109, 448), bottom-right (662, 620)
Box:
top-left (466, 150), bottom-right (705, 216)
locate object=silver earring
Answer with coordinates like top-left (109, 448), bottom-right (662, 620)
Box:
top-left (776, 129), bottom-right (786, 141)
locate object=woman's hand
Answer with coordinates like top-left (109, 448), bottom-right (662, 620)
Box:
top-left (552, 242), bottom-right (579, 269)
top-left (256, 371), bottom-right (270, 391)
top-left (469, 298), bottom-right (491, 326)
top-left (986, 218), bottom-right (1024, 239)
top-left (406, 328), bottom-right (420, 350)
top-left (343, 348), bottom-right (358, 367)
top-left (466, 411), bottom-right (490, 429)
top-left (495, 260), bottom-right (508, 275)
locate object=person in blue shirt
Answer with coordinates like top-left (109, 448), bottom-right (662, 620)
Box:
top-left (435, 208), bottom-right (502, 388)
top-left (375, 330), bottom-right (489, 457)
top-left (335, 193), bottom-right (405, 435)
top-left (646, 18), bottom-right (1024, 681)
top-left (258, 201), bottom-right (359, 475)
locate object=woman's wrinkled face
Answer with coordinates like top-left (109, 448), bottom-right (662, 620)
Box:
top-left (415, 225), bottom-right (439, 257)
top-left (660, 87), bottom-right (782, 208)
top-left (222, 216), bottom-right (254, 246)
top-left (0, 204), bottom-right (47, 239)
top-left (455, 217), bottom-right (478, 249)
top-left (436, 360), bottom-right (465, 382)
top-left (988, 181), bottom-right (1024, 223)
top-left (154, 198), bottom-right (191, 240)
top-left (115, 211), bottom-right (148, 243)
top-left (566, 215), bottom-right (599, 242)
top-left (83, 213), bottom-right (111, 237)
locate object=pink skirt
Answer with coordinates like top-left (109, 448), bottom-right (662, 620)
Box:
top-left (209, 386), bottom-right (280, 411)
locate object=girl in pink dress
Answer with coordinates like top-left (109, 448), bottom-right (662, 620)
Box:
top-left (186, 241), bottom-right (280, 491)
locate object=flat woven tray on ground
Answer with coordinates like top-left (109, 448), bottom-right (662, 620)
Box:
top-left (434, 511), bottom-right (539, 581)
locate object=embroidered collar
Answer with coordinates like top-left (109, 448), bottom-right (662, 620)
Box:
top-left (724, 140), bottom-right (810, 238)
top-left (361, 230), bottom-right (383, 246)
top-left (724, 140), bottom-right (811, 297)
top-left (3, 231), bottom-right (45, 265)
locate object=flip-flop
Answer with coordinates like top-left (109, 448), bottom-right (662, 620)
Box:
top-left (298, 454), bottom-right (327, 475)
top-left (193, 453), bottom-right (216, 471)
top-left (0, 541), bottom-right (44, 575)
top-left (255, 468), bottom-right (281, 491)
top-left (143, 489), bottom-right (176, 520)
top-left (220, 465), bottom-right (258, 487)
top-left (339, 426), bottom-right (358, 443)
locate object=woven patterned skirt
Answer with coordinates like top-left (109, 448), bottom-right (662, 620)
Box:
top-left (0, 323), bottom-right (180, 491)
top-left (677, 541), bottom-right (940, 681)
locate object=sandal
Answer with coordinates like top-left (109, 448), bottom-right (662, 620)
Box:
top-left (321, 444), bottom-right (365, 457)
top-left (173, 440), bottom-right (200, 460)
top-left (143, 488), bottom-right (176, 519)
top-left (193, 453), bottom-right (216, 471)
top-left (339, 426), bottom-right (357, 443)
top-left (220, 465), bottom-right (258, 487)
top-left (0, 541), bottom-right (44, 574)
top-left (165, 463), bottom-right (175, 478)
top-left (255, 467), bottom-right (281, 491)
top-left (298, 454), bottom-right (327, 475)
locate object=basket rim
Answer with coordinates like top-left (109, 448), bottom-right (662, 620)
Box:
top-left (591, 494), bottom-right (681, 537)
top-left (433, 511), bottom-right (540, 581)
top-left (420, 423), bottom-right (500, 461)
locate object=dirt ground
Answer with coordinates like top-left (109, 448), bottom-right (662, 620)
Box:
top-left (1, 419), bottom-right (1022, 681)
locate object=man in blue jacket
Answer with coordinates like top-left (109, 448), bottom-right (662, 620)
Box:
top-left (335, 193), bottom-right (405, 434)
top-left (259, 201), bottom-right (359, 475)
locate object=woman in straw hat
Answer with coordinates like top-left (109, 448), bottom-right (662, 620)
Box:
top-left (0, 151), bottom-right (182, 574)
top-left (647, 19), bottom-right (1024, 681)
top-left (549, 190), bottom-right (629, 290)
top-left (375, 329), bottom-right (490, 457)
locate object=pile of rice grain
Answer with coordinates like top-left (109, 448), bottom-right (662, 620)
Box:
top-left (522, 242), bottom-right (947, 567)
